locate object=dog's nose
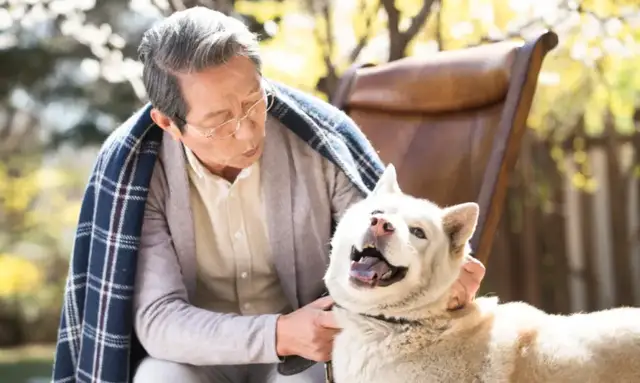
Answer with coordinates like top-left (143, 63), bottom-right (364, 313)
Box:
top-left (370, 216), bottom-right (394, 236)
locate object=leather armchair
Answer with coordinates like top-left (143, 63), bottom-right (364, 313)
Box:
top-left (331, 31), bottom-right (559, 265)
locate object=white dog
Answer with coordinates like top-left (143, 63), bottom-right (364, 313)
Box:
top-left (324, 164), bottom-right (640, 383)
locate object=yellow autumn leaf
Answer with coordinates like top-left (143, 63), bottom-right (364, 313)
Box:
top-left (0, 254), bottom-right (43, 298)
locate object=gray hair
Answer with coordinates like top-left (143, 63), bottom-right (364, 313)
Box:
top-left (138, 7), bottom-right (262, 128)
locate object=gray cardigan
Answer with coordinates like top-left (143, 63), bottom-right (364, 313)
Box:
top-left (133, 117), bottom-right (364, 366)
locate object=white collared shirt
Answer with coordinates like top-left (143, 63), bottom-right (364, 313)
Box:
top-left (184, 146), bottom-right (291, 316)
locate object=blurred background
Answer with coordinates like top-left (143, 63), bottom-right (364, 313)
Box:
top-left (0, 0), bottom-right (638, 381)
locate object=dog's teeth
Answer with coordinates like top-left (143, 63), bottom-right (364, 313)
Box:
top-left (364, 243), bottom-right (375, 249)
top-left (381, 270), bottom-right (393, 280)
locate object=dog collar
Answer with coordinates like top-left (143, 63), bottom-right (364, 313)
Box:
top-left (333, 303), bottom-right (421, 326)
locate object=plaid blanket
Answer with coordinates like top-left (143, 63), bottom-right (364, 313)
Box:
top-left (52, 81), bottom-right (384, 383)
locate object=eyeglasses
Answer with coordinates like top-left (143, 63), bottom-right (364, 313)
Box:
top-left (175, 88), bottom-right (274, 140)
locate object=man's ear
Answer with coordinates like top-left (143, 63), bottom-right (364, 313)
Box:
top-left (150, 108), bottom-right (182, 141)
top-left (442, 202), bottom-right (479, 256)
top-left (370, 164), bottom-right (402, 197)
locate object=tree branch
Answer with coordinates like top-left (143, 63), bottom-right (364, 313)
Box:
top-left (310, 0), bottom-right (335, 74)
top-left (348, 0), bottom-right (381, 62)
top-left (468, 0), bottom-right (637, 48)
top-left (402, 0), bottom-right (437, 42)
top-left (575, 4), bottom-right (639, 25)
top-left (380, 0), bottom-right (400, 39)
top-left (311, 0), bottom-right (340, 97)
top-left (434, 1), bottom-right (443, 50)
top-left (0, 111), bottom-right (36, 159)
top-left (322, 0), bottom-right (335, 70)
top-left (0, 106), bottom-right (16, 144)
top-left (381, 0), bottom-right (439, 60)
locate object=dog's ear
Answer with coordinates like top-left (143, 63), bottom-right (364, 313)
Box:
top-left (371, 164), bottom-right (401, 196)
top-left (442, 202), bottom-right (479, 255)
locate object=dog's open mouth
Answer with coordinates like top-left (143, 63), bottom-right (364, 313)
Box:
top-left (349, 245), bottom-right (408, 287)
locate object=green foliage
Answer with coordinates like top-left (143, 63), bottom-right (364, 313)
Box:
top-left (0, 345), bottom-right (54, 382)
top-left (0, 156), bottom-right (83, 345)
top-left (0, 254), bottom-right (42, 298)
top-left (252, 1), bottom-right (330, 98)
top-left (0, 160), bottom-right (83, 248)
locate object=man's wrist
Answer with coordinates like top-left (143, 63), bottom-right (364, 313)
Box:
top-left (255, 313), bottom-right (286, 364)
top-left (275, 313), bottom-right (290, 359)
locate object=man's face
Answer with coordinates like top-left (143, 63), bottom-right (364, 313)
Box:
top-left (152, 55), bottom-right (268, 174)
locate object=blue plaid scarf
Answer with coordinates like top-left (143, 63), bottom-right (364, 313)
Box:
top-left (52, 81), bottom-right (384, 383)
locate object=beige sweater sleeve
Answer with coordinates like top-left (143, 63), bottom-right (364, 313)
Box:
top-left (132, 163), bottom-right (281, 366)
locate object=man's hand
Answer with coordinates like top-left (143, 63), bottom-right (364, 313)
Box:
top-left (447, 254), bottom-right (486, 310)
top-left (275, 296), bottom-right (340, 362)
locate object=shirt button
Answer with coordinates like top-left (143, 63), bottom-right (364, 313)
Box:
top-left (234, 231), bottom-right (242, 240)
top-left (240, 271), bottom-right (248, 279)
top-left (243, 303), bottom-right (251, 310)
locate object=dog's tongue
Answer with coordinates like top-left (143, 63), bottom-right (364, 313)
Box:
top-left (349, 256), bottom-right (391, 283)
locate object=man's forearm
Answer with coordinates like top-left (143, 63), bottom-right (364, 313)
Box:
top-left (135, 299), bottom-right (281, 366)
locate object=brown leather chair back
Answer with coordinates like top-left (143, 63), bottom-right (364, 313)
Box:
top-left (332, 31), bottom-right (558, 264)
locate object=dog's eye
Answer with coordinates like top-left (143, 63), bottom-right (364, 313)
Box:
top-left (371, 209), bottom-right (383, 215)
top-left (409, 227), bottom-right (426, 239)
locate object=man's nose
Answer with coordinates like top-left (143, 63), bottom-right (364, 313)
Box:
top-left (370, 215), bottom-right (394, 237)
top-left (232, 118), bottom-right (254, 141)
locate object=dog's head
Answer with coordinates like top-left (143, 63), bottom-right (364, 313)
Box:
top-left (324, 164), bottom-right (479, 319)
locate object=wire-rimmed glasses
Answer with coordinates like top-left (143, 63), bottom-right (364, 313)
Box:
top-left (174, 86), bottom-right (275, 140)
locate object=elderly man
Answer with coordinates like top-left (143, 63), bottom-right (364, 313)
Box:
top-left (52, 7), bottom-right (485, 383)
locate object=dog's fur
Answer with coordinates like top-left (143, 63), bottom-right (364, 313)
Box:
top-left (324, 164), bottom-right (640, 383)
